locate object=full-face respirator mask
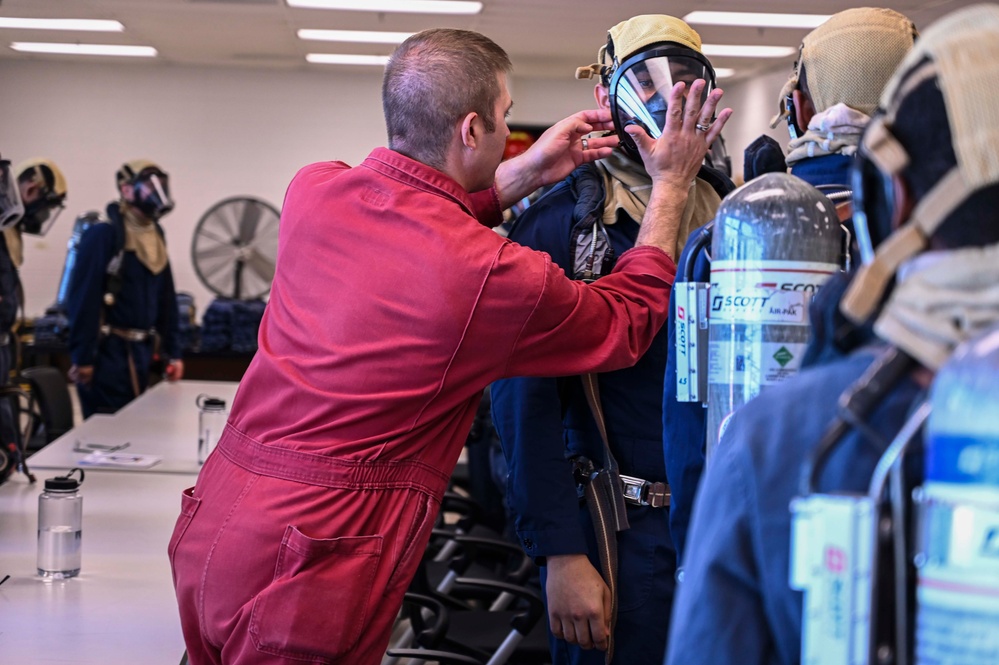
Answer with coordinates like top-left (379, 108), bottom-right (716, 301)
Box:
top-left (8, 159), bottom-right (68, 236)
top-left (119, 162), bottom-right (174, 220)
top-left (575, 16), bottom-right (716, 162)
top-left (608, 46), bottom-right (715, 160)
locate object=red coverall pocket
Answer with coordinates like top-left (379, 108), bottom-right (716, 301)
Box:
top-left (249, 526), bottom-right (383, 661)
top-left (168, 487), bottom-right (201, 561)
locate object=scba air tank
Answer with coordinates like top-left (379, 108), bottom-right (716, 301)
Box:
top-left (916, 325), bottom-right (999, 664)
top-left (56, 211), bottom-right (103, 309)
top-left (706, 172), bottom-right (842, 461)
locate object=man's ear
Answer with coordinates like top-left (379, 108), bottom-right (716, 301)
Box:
top-left (791, 88), bottom-right (816, 132)
top-left (19, 181), bottom-right (40, 205)
top-left (459, 111), bottom-right (479, 150)
top-left (594, 84), bottom-right (610, 111)
top-left (119, 183), bottom-right (134, 202)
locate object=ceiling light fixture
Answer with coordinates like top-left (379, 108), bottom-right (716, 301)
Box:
top-left (10, 42), bottom-right (157, 57)
top-left (684, 11), bottom-right (831, 29)
top-left (713, 68), bottom-right (736, 79)
top-left (298, 29), bottom-right (412, 44)
top-left (306, 53), bottom-right (390, 65)
top-left (701, 44), bottom-right (796, 58)
top-left (0, 17), bottom-right (125, 32)
top-left (288, 0), bottom-right (482, 14)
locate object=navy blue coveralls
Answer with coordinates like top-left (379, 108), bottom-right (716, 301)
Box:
top-left (667, 344), bottom-right (922, 664)
top-left (662, 152), bottom-right (854, 564)
top-left (67, 202), bottom-right (180, 418)
top-left (491, 162), bottom-right (677, 665)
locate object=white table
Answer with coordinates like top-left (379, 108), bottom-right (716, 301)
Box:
top-left (0, 470), bottom-right (193, 664)
top-left (0, 380), bottom-right (240, 662)
top-left (27, 380), bottom-right (240, 475)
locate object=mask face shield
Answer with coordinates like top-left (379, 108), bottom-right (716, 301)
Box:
top-left (609, 47), bottom-right (715, 159)
top-left (851, 136), bottom-right (898, 265)
top-left (131, 170), bottom-right (174, 220)
top-left (20, 201), bottom-right (64, 236)
top-left (0, 160), bottom-right (24, 230)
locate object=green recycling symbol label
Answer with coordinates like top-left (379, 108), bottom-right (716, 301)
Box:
top-left (773, 346), bottom-right (794, 368)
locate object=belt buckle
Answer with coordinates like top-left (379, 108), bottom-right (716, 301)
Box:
top-left (619, 474), bottom-right (646, 506)
top-left (619, 474), bottom-right (671, 508)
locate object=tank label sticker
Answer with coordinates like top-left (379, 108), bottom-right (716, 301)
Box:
top-left (917, 481), bottom-right (999, 662)
top-left (707, 341), bottom-right (810, 386)
top-left (708, 260), bottom-right (839, 325)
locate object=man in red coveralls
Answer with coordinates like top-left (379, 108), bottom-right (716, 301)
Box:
top-left (169, 27), bottom-right (731, 664)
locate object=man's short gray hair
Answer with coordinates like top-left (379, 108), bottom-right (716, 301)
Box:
top-left (383, 29), bottom-right (513, 170)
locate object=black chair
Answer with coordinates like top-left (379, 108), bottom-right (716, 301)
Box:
top-left (388, 526), bottom-right (549, 665)
top-left (387, 579), bottom-right (549, 665)
top-left (20, 366), bottom-right (74, 452)
top-left (386, 593), bottom-right (486, 665)
top-left (417, 530), bottom-right (537, 603)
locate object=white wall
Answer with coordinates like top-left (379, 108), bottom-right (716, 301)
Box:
top-left (716, 65), bottom-right (794, 184)
top-left (0, 58), bottom-right (594, 319)
top-left (1, 56), bottom-right (798, 319)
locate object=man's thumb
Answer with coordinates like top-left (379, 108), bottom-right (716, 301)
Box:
top-left (624, 124), bottom-right (653, 159)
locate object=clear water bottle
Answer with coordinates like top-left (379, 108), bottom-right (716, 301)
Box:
top-left (37, 468), bottom-right (84, 578)
top-left (197, 394), bottom-right (227, 464)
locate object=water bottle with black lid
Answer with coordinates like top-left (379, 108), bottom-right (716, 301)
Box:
top-left (197, 394), bottom-right (228, 464)
top-left (37, 468), bottom-right (84, 578)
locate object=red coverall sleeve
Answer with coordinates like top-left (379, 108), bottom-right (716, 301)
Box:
top-left (476, 242), bottom-right (676, 379)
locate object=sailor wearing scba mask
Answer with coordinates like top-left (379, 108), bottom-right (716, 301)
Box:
top-left (67, 160), bottom-right (184, 418)
top-left (492, 14), bottom-right (734, 665)
top-left (0, 156), bottom-right (67, 482)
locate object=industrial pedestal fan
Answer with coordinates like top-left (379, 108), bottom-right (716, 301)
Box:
top-left (191, 196), bottom-right (279, 300)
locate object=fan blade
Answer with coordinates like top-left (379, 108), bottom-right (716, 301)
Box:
top-left (244, 248), bottom-right (275, 284)
top-left (238, 201), bottom-right (263, 246)
top-left (194, 244), bottom-right (236, 263)
top-left (196, 226), bottom-right (234, 247)
top-left (201, 256), bottom-right (233, 282)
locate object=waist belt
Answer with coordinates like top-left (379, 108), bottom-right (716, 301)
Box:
top-left (574, 458), bottom-right (670, 508)
top-left (101, 325), bottom-right (156, 342)
top-left (218, 425), bottom-right (452, 497)
top-left (619, 473), bottom-right (670, 508)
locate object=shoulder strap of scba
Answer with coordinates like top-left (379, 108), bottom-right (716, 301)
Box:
top-left (840, 116), bottom-right (970, 324)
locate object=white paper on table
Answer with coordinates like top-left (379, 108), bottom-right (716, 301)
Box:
top-left (77, 451), bottom-right (163, 469)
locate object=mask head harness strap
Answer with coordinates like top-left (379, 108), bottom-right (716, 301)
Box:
top-left (841, 57), bottom-right (977, 324)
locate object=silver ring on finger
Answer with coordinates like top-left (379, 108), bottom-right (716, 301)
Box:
top-left (581, 137), bottom-right (590, 150)
top-left (695, 122), bottom-right (712, 133)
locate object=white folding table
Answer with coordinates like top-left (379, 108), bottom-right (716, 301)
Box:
top-left (27, 380), bottom-right (240, 475)
top-left (1, 379), bottom-right (240, 663)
